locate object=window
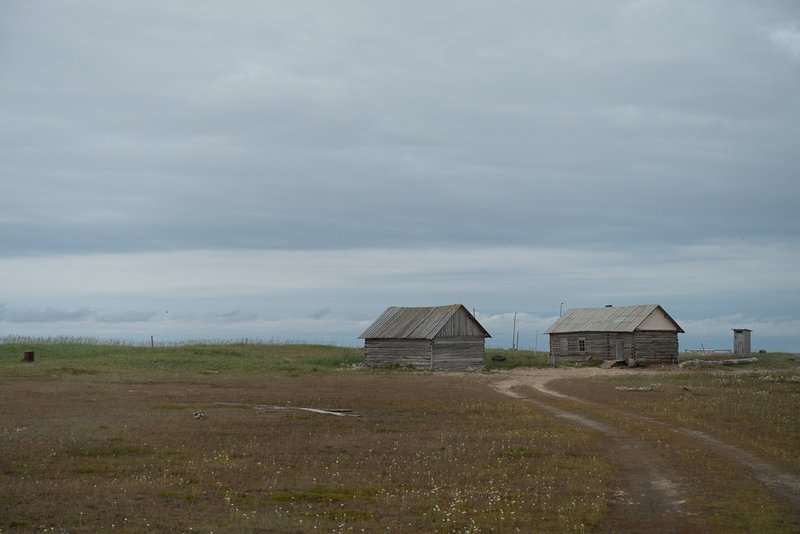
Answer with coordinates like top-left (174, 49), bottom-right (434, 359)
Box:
top-left (578, 338), bottom-right (586, 352)
top-left (559, 338), bottom-right (569, 354)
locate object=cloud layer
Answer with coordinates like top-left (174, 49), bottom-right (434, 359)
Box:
top-left (2, 242), bottom-right (798, 350)
top-left (2, 1), bottom-right (799, 351)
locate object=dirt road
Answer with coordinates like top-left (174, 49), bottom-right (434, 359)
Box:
top-left (489, 367), bottom-right (800, 531)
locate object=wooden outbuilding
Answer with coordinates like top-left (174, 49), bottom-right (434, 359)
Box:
top-left (544, 305), bottom-right (683, 364)
top-left (358, 304), bottom-right (491, 370)
top-left (733, 328), bottom-right (752, 357)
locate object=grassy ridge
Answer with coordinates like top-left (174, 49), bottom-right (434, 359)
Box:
top-left (2, 337), bottom-right (795, 375)
top-left (0, 338), bottom-right (553, 375)
top-left (0, 337), bottom-right (364, 375)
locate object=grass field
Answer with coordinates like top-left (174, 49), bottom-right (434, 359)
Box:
top-left (0, 338), bottom-right (547, 375)
top-left (1, 339), bottom-right (798, 533)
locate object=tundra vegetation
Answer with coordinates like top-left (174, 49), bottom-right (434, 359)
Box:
top-left (0, 338), bottom-right (798, 533)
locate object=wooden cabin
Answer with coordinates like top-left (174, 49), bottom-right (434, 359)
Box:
top-left (358, 304), bottom-right (491, 370)
top-left (544, 305), bottom-right (683, 364)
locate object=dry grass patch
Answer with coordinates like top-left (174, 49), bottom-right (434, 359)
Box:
top-left (0, 372), bottom-right (613, 533)
top-left (551, 370), bottom-right (800, 472)
top-left (545, 372), bottom-right (800, 532)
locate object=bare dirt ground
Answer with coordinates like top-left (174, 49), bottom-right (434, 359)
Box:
top-left (489, 367), bottom-right (800, 530)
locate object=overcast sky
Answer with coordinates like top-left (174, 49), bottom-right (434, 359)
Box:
top-left (2, 1), bottom-right (799, 351)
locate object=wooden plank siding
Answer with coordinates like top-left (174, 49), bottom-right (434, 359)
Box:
top-left (550, 332), bottom-right (629, 360)
top-left (550, 331), bottom-right (678, 363)
top-left (432, 337), bottom-right (485, 370)
top-left (437, 309), bottom-right (487, 338)
top-left (631, 331), bottom-right (679, 363)
top-left (364, 338), bottom-right (486, 370)
top-left (364, 339), bottom-right (432, 368)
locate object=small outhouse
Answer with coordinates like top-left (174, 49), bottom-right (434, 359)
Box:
top-left (733, 329), bottom-right (752, 357)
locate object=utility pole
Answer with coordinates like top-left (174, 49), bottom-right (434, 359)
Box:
top-left (512, 312), bottom-right (517, 350)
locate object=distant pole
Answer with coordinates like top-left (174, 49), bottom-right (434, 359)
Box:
top-left (151, 335), bottom-right (154, 348)
top-left (560, 302), bottom-right (564, 316)
top-left (534, 330), bottom-right (539, 353)
top-left (516, 331), bottom-right (520, 351)
top-left (512, 312), bottom-right (517, 350)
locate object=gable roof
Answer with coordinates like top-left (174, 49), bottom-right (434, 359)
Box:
top-left (358, 304), bottom-right (491, 340)
top-left (544, 305), bottom-right (684, 334)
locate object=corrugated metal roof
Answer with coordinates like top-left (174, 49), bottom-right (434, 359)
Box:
top-left (544, 305), bottom-right (683, 334)
top-left (358, 304), bottom-right (489, 340)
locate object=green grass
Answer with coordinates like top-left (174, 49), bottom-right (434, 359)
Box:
top-left (3, 337), bottom-right (795, 377)
top-left (0, 338), bottom-right (569, 375)
top-left (0, 336), bottom-right (364, 375)
top-left (678, 351), bottom-right (799, 369)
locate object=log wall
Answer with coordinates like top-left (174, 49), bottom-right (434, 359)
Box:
top-left (364, 339), bottom-right (432, 369)
top-left (364, 336), bottom-right (486, 370)
top-left (631, 331), bottom-right (679, 363)
top-left (432, 337), bottom-right (486, 370)
top-left (550, 331), bottom-right (678, 363)
top-left (550, 332), bottom-right (629, 360)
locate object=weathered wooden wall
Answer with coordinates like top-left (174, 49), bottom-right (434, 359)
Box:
top-left (437, 308), bottom-right (488, 338)
top-left (550, 331), bottom-right (677, 363)
top-left (550, 332), bottom-right (628, 360)
top-left (364, 339), bottom-right (432, 368)
top-left (631, 331), bottom-right (679, 363)
top-left (432, 337), bottom-right (485, 370)
top-left (364, 336), bottom-right (486, 370)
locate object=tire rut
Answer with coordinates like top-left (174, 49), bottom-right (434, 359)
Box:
top-left (603, 401), bottom-right (800, 512)
top-left (490, 368), bottom-right (800, 515)
top-left (498, 382), bottom-right (686, 530)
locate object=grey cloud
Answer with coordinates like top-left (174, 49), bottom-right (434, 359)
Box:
top-left (216, 310), bottom-right (260, 323)
top-left (308, 308), bottom-right (332, 320)
top-left (0, 305), bottom-right (159, 325)
top-left (95, 311), bottom-right (158, 323)
top-left (2, 1), bottom-right (798, 256)
top-left (5, 308), bottom-right (94, 323)
top-left (769, 25), bottom-right (800, 59)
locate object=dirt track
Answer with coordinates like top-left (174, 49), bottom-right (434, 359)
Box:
top-left (489, 367), bottom-right (800, 529)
